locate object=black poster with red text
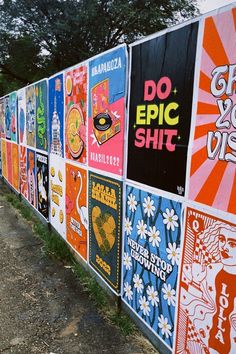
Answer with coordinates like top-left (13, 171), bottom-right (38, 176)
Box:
top-left (127, 23), bottom-right (198, 195)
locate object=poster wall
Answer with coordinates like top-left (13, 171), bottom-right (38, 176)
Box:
top-left (49, 154), bottom-right (66, 238)
top-left (36, 80), bottom-right (48, 152)
top-left (20, 145), bottom-right (28, 199)
top-left (36, 153), bottom-right (49, 219)
top-left (27, 148), bottom-right (37, 208)
top-left (12, 142), bottom-right (19, 192)
top-left (122, 185), bottom-right (181, 350)
top-left (18, 88), bottom-right (27, 145)
top-left (26, 85), bottom-right (36, 147)
top-left (88, 45), bottom-right (127, 176)
top-left (66, 163), bottom-right (88, 260)
top-left (49, 73), bottom-right (64, 157)
top-left (188, 9), bottom-right (236, 215)
top-left (175, 207), bottom-right (236, 354)
top-left (65, 64), bottom-right (87, 164)
top-left (89, 172), bottom-right (122, 293)
top-left (126, 23), bottom-right (199, 196)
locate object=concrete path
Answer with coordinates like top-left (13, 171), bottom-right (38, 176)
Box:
top-left (0, 181), bottom-right (157, 354)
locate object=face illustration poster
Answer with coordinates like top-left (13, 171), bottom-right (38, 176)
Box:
top-left (65, 64), bottom-right (87, 164)
top-left (36, 153), bottom-right (48, 219)
top-left (175, 207), bottom-right (236, 354)
top-left (49, 73), bottom-right (64, 157)
top-left (188, 9), bottom-right (236, 214)
top-left (36, 80), bottom-right (48, 151)
top-left (0, 98), bottom-right (5, 138)
top-left (5, 95), bottom-right (11, 140)
top-left (27, 148), bottom-right (37, 208)
top-left (6, 141), bottom-right (12, 185)
top-left (18, 88), bottom-right (27, 145)
top-left (122, 185), bottom-right (181, 350)
top-left (89, 172), bottom-right (122, 293)
top-left (26, 85), bottom-right (36, 147)
top-left (20, 145), bottom-right (28, 199)
top-left (1, 139), bottom-right (7, 179)
top-left (88, 45), bottom-right (127, 176)
top-left (12, 142), bottom-right (19, 192)
top-left (66, 163), bottom-right (87, 260)
top-left (9, 92), bottom-right (17, 142)
top-left (126, 23), bottom-right (198, 195)
top-left (49, 154), bottom-right (66, 238)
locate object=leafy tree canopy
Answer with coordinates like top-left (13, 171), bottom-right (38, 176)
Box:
top-left (0, 0), bottom-right (199, 95)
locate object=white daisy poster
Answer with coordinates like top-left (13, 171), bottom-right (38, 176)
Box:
top-left (122, 184), bottom-right (182, 350)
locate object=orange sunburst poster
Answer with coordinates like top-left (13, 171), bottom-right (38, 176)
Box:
top-left (189, 9), bottom-right (236, 215)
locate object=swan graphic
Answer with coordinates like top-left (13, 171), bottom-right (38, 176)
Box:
top-left (71, 169), bottom-right (88, 230)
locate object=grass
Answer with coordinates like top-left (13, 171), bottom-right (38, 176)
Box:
top-left (4, 188), bottom-right (136, 336)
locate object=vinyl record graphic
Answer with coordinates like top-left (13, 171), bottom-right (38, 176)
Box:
top-left (93, 112), bottom-right (112, 131)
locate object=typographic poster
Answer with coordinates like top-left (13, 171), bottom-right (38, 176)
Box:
top-left (12, 142), bottom-right (19, 192)
top-left (5, 96), bottom-right (11, 140)
top-left (89, 172), bottom-right (122, 292)
top-left (175, 207), bottom-right (236, 354)
top-left (0, 98), bottom-right (5, 138)
top-left (189, 10), bottom-right (236, 214)
top-left (1, 139), bottom-right (7, 179)
top-left (88, 45), bottom-right (127, 175)
top-left (27, 148), bottom-right (37, 208)
top-left (66, 163), bottom-right (87, 260)
top-left (49, 154), bottom-right (66, 238)
top-left (18, 88), bottom-right (27, 145)
top-left (20, 145), bottom-right (28, 199)
top-left (122, 185), bottom-right (181, 350)
top-left (36, 153), bottom-right (48, 219)
top-left (49, 74), bottom-right (64, 157)
top-left (36, 80), bottom-right (48, 151)
top-left (65, 65), bottom-right (87, 163)
top-left (9, 92), bottom-right (17, 142)
top-left (6, 141), bottom-right (12, 185)
top-left (26, 85), bottom-right (36, 147)
top-left (127, 23), bottom-right (198, 195)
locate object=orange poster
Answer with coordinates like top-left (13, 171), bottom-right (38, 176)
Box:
top-left (20, 145), bottom-right (28, 199)
top-left (188, 9), bottom-right (236, 214)
top-left (66, 163), bottom-right (87, 260)
top-left (12, 142), bottom-right (19, 192)
top-left (1, 139), bottom-right (7, 179)
top-left (6, 141), bottom-right (12, 186)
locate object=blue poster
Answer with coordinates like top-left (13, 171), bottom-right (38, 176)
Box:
top-left (122, 185), bottom-right (182, 350)
top-left (5, 95), bottom-right (11, 140)
top-left (36, 80), bottom-right (48, 151)
top-left (48, 73), bottom-right (64, 157)
top-left (9, 92), bottom-right (17, 142)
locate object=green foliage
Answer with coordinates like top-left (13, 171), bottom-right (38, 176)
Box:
top-left (0, 0), bottom-right (199, 95)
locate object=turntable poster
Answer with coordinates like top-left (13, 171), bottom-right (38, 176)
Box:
top-left (88, 171), bottom-right (122, 293)
top-left (88, 44), bottom-right (127, 176)
top-left (175, 207), bottom-right (236, 354)
top-left (126, 23), bottom-right (198, 195)
top-left (36, 152), bottom-right (48, 219)
top-left (35, 80), bottom-right (48, 152)
top-left (65, 64), bottom-right (87, 164)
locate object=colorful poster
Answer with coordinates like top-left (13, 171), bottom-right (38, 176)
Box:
top-left (65, 65), bottom-right (87, 163)
top-left (5, 96), bottom-right (11, 140)
top-left (20, 145), bottom-right (28, 199)
top-left (49, 154), bottom-right (66, 238)
top-left (66, 163), bottom-right (87, 260)
top-left (89, 172), bottom-right (122, 293)
top-left (36, 153), bottom-right (48, 219)
top-left (6, 141), bottom-right (12, 185)
top-left (9, 92), bottom-right (17, 142)
top-left (18, 88), bottom-right (27, 145)
top-left (175, 207), bottom-right (236, 354)
top-left (27, 148), bottom-right (37, 208)
top-left (1, 139), bottom-right (7, 179)
top-left (126, 23), bottom-right (198, 195)
top-left (12, 143), bottom-right (19, 192)
top-left (0, 98), bottom-right (5, 138)
top-left (189, 10), bottom-right (236, 214)
top-left (36, 80), bottom-right (48, 151)
top-left (49, 73), bottom-right (64, 157)
top-left (122, 185), bottom-right (181, 350)
top-left (26, 85), bottom-right (36, 147)
top-left (88, 45), bottom-right (127, 176)
top-left (0, 139), bottom-right (1, 176)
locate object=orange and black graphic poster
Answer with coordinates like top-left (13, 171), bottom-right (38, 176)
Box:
top-left (66, 163), bottom-right (87, 261)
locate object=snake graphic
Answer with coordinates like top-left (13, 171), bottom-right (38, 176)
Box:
top-left (37, 87), bottom-right (46, 148)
